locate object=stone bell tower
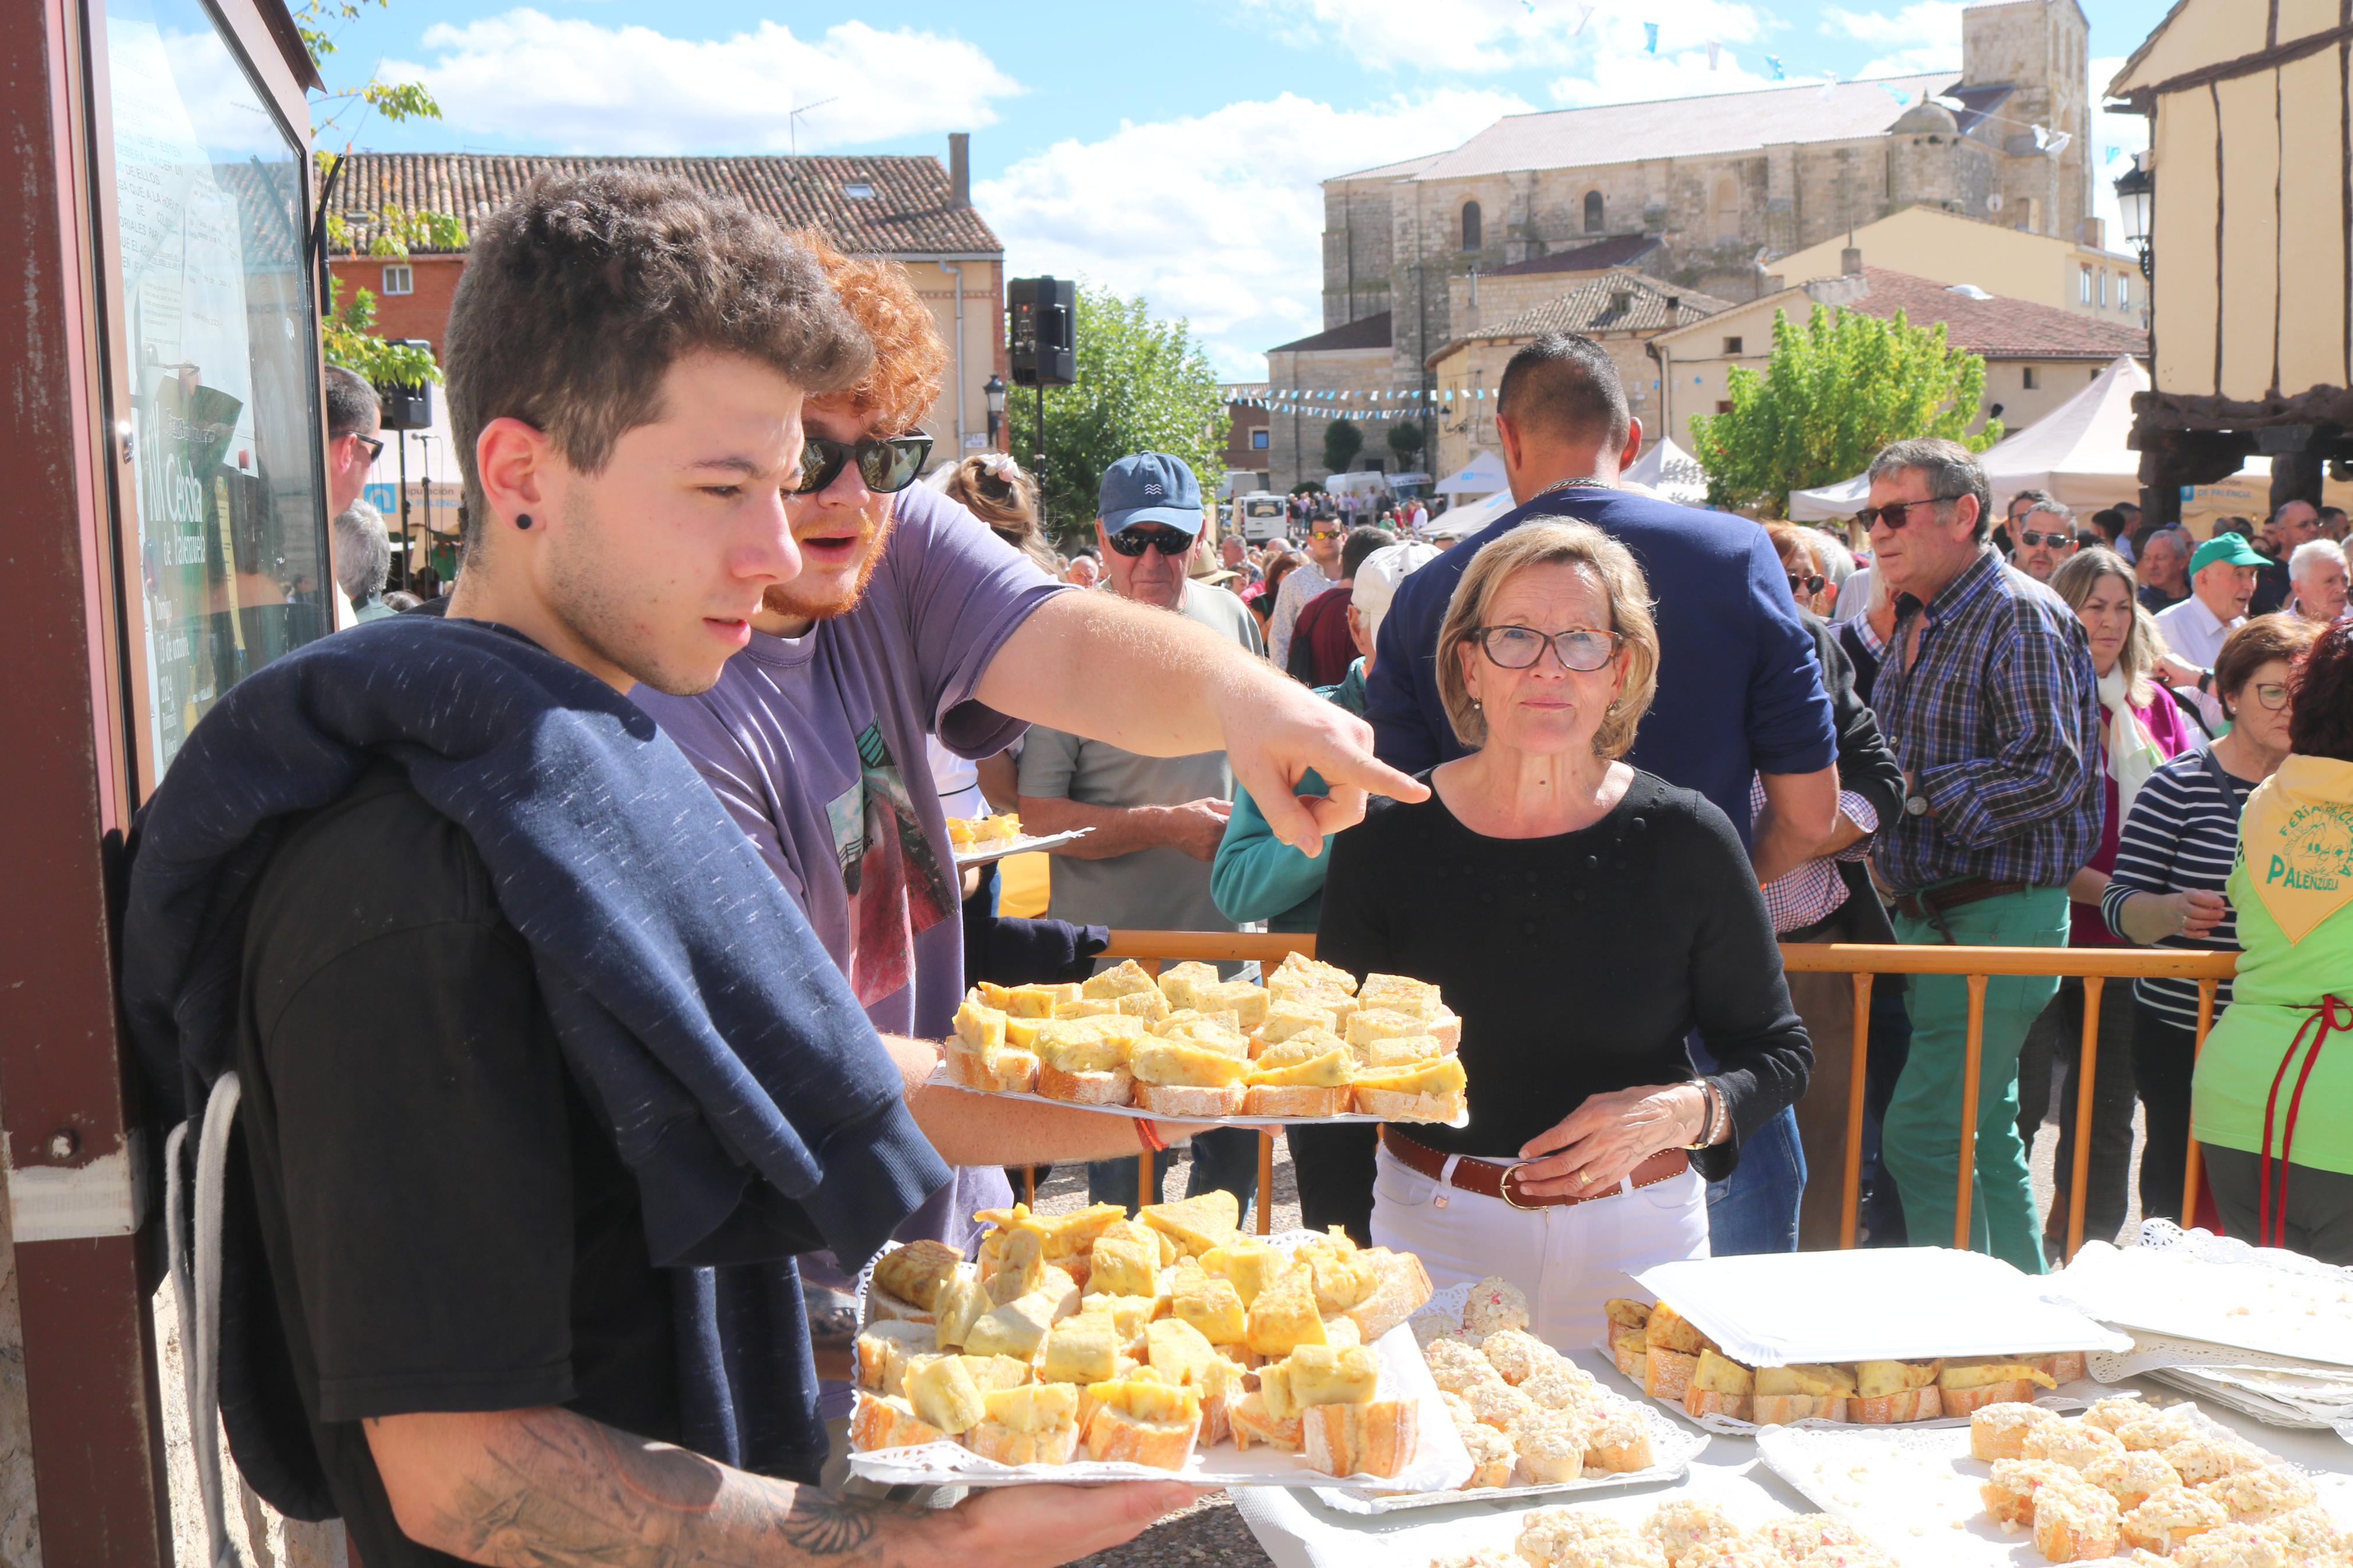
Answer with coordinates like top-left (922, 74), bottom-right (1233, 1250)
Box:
top-left (1962, 0), bottom-right (2093, 241)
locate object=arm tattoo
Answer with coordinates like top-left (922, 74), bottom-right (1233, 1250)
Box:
top-left (421, 1408), bottom-right (915, 1568)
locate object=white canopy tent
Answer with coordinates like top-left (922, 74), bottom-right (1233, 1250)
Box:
top-left (1433, 449), bottom-right (1507, 496)
top-left (1426, 485), bottom-right (1518, 540)
top-left (1787, 355), bottom-right (2152, 522)
top-left (1622, 437), bottom-right (1710, 507)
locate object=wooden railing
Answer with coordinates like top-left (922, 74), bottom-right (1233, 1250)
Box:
top-left (1078, 931), bottom-right (2238, 1258)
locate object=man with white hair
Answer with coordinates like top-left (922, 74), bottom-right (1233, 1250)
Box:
top-left (1212, 538), bottom-right (1439, 1240)
top-left (329, 498), bottom-right (396, 622)
top-left (2290, 538), bottom-right (2349, 624)
top-left (2135, 527), bottom-right (2192, 611)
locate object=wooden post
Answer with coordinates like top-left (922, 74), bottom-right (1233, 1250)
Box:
top-left (1840, 973), bottom-right (1875, 1249)
top-left (2064, 977), bottom-right (2104, 1260)
top-left (1257, 1132), bottom-right (1275, 1236)
top-left (1954, 974), bottom-right (1989, 1250)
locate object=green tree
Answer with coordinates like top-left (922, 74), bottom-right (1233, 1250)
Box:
top-left (299, 0), bottom-right (464, 385)
top-left (1006, 286), bottom-right (1225, 541)
top-left (1385, 418), bottom-right (1425, 468)
top-left (1322, 418), bottom-right (1364, 476)
top-left (1688, 305), bottom-right (2001, 517)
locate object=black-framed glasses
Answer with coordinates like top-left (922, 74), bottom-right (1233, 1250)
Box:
top-left (1474, 624), bottom-right (1622, 672)
top-left (793, 433), bottom-right (934, 495)
top-left (1788, 572), bottom-right (1826, 595)
top-left (1106, 525), bottom-right (1194, 557)
top-left (348, 433), bottom-right (384, 461)
top-left (2251, 681), bottom-right (2292, 712)
top-left (2015, 528), bottom-right (2072, 549)
top-left (1855, 495), bottom-right (1965, 531)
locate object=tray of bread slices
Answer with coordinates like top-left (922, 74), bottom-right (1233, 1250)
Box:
top-left (1312, 1275), bottom-right (1709, 1513)
top-left (846, 1194), bottom-right (1474, 1489)
top-left (1424, 1498), bottom-right (1908, 1568)
top-left (934, 952), bottom-right (1469, 1125)
top-left (1754, 1392), bottom-right (2353, 1566)
top-left (946, 813), bottom-right (1093, 867)
top-left (1598, 1250), bottom-right (2130, 1438)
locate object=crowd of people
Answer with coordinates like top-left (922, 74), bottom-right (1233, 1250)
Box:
top-left (128, 167), bottom-right (2353, 1568)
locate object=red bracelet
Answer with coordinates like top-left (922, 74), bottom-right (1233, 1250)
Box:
top-left (1135, 1118), bottom-right (1167, 1153)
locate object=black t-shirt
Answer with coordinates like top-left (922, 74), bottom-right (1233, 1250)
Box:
top-left (1315, 770), bottom-right (1811, 1171)
top-left (234, 766), bottom-right (678, 1567)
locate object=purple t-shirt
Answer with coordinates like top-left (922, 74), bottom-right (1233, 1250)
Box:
top-left (634, 485), bottom-right (1064, 1414)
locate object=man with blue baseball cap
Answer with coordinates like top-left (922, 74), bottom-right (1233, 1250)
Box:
top-left (1018, 453), bottom-right (1268, 1214)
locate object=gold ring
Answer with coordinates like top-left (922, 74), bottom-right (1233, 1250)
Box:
top-left (1577, 1171), bottom-right (1592, 1187)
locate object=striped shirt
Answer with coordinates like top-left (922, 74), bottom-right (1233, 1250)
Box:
top-left (2099, 748), bottom-right (2252, 1025)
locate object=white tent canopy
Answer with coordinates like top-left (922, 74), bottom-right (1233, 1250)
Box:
top-left (1427, 485), bottom-right (1517, 539)
top-left (1787, 355), bottom-right (2150, 522)
top-left (1622, 437), bottom-right (1710, 507)
top-left (1435, 449), bottom-right (1507, 496)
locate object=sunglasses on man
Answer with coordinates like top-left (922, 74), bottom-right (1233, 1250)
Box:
top-left (1853, 495), bottom-right (1966, 531)
top-left (2014, 528), bottom-right (2073, 549)
top-left (346, 432), bottom-right (384, 461)
top-left (1105, 525), bottom-right (1195, 557)
top-left (793, 433), bottom-right (934, 496)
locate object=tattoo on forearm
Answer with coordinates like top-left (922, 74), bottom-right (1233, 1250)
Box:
top-left (420, 1409), bottom-right (906, 1568)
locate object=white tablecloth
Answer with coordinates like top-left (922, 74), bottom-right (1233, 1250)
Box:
top-left (1232, 1349), bottom-right (2353, 1568)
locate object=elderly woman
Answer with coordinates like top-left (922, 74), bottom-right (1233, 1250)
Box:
top-left (2015, 549), bottom-right (2197, 1255)
top-left (2104, 614), bottom-right (2316, 1223)
top-left (2192, 619), bottom-right (2353, 1263)
top-left (1317, 522), bottom-right (1812, 1344)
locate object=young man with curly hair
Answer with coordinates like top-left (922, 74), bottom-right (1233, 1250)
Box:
top-left (125, 170), bottom-right (1418, 1568)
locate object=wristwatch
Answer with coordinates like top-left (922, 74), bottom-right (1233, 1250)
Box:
top-left (1904, 792), bottom-right (1930, 817)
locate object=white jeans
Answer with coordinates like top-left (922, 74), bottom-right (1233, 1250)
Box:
top-left (1370, 1145), bottom-right (1710, 1353)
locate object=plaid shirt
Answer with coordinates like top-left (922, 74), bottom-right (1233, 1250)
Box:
top-left (1870, 546), bottom-right (2103, 891)
top-left (1751, 774), bottom-right (1879, 934)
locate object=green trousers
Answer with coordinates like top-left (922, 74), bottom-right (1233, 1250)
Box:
top-left (1883, 885), bottom-right (2069, 1274)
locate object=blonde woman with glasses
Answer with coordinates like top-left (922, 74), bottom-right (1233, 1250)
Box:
top-left (1316, 522), bottom-right (1812, 1346)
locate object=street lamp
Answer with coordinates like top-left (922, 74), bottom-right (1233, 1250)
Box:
top-left (2114, 159), bottom-right (2153, 281)
top-left (983, 374), bottom-right (1006, 451)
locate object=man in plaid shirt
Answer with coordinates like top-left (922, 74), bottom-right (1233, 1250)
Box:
top-left (1861, 438), bottom-right (2102, 1275)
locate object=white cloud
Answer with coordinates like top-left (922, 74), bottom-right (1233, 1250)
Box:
top-left (975, 90), bottom-right (1531, 379)
top-left (1823, 1), bottom-right (1964, 76)
top-left (1239, 0), bottom-right (1769, 75)
top-left (380, 9), bottom-right (1020, 154)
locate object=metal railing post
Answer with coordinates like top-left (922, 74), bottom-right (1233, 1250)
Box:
top-left (1955, 974), bottom-right (1989, 1250)
top-left (2064, 976), bottom-right (2104, 1260)
top-left (2184, 977), bottom-right (2219, 1223)
top-left (1258, 1133), bottom-right (1276, 1235)
top-left (1840, 973), bottom-right (1875, 1249)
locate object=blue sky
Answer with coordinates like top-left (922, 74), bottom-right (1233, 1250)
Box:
top-left (314, 1), bottom-right (2161, 376)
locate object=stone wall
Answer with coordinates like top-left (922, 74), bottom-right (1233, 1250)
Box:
top-left (1266, 344), bottom-right (1404, 493)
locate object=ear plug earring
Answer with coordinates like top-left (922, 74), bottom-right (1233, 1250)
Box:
top-left (514, 513), bottom-right (534, 529)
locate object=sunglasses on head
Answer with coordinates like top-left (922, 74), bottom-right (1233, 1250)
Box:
top-left (793, 433), bottom-right (934, 496)
top-left (1106, 525), bottom-right (1194, 557)
top-left (1854, 495), bottom-right (1966, 531)
top-left (2015, 528), bottom-right (2074, 549)
top-left (1788, 572), bottom-right (1826, 595)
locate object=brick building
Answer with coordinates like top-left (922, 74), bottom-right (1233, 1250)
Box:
top-left (327, 138), bottom-right (1007, 462)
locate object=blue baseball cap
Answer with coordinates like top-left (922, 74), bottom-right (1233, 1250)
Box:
top-left (1099, 452), bottom-right (1204, 535)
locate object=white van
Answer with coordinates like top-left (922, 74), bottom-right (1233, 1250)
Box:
top-left (1232, 491), bottom-right (1287, 545)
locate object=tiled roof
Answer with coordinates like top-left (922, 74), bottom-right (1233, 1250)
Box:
top-left (1332, 151), bottom-right (1447, 184)
top-left (1410, 72), bottom-right (1963, 180)
top-left (326, 152), bottom-right (1001, 258)
top-left (1478, 235), bottom-right (1665, 279)
top-left (1831, 268), bottom-right (2149, 358)
top-left (1269, 312), bottom-right (1394, 354)
top-left (1445, 272), bottom-right (1734, 355)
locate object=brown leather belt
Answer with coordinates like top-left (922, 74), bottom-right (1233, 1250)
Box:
top-left (1382, 1127), bottom-right (1689, 1210)
top-left (1887, 877), bottom-right (2029, 941)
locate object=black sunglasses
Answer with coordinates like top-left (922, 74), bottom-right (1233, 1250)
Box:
top-left (1788, 572), bottom-right (1826, 595)
top-left (2015, 528), bottom-right (2074, 549)
top-left (1106, 525), bottom-right (1194, 557)
top-left (349, 433), bottom-right (384, 461)
top-left (1855, 495), bottom-right (1965, 530)
top-left (793, 434), bottom-right (934, 495)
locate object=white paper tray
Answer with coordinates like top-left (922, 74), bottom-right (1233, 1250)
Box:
top-left (1311, 1285), bottom-right (1708, 1513)
top-left (922, 1064), bottom-right (1468, 1128)
top-left (2049, 1221), bottom-right (2353, 1371)
top-left (1756, 1405), bottom-right (2353, 1566)
top-left (847, 1231), bottom-right (1474, 1491)
top-left (1630, 1248), bottom-right (2132, 1367)
top-left (952, 827), bottom-right (1091, 867)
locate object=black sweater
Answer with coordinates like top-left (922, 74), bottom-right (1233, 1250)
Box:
top-left (1316, 770), bottom-right (1811, 1177)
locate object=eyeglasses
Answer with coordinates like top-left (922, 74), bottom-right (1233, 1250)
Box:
top-left (1473, 624), bottom-right (1623, 672)
top-left (1855, 495), bottom-right (1965, 531)
top-left (2250, 681), bottom-right (2292, 712)
top-left (1309, 525), bottom-right (1342, 539)
top-left (1105, 525), bottom-right (1194, 557)
top-left (2015, 528), bottom-right (2074, 549)
top-left (793, 433), bottom-right (934, 495)
top-left (347, 433), bottom-right (384, 461)
top-left (1788, 573), bottom-right (1826, 595)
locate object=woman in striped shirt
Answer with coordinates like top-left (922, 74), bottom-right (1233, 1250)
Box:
top-left (2102, 615), bottom-right (2317, 1221)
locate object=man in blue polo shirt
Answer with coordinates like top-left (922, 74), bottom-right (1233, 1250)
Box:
top-left (1365, 332), bottom-right (1840, 1254)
